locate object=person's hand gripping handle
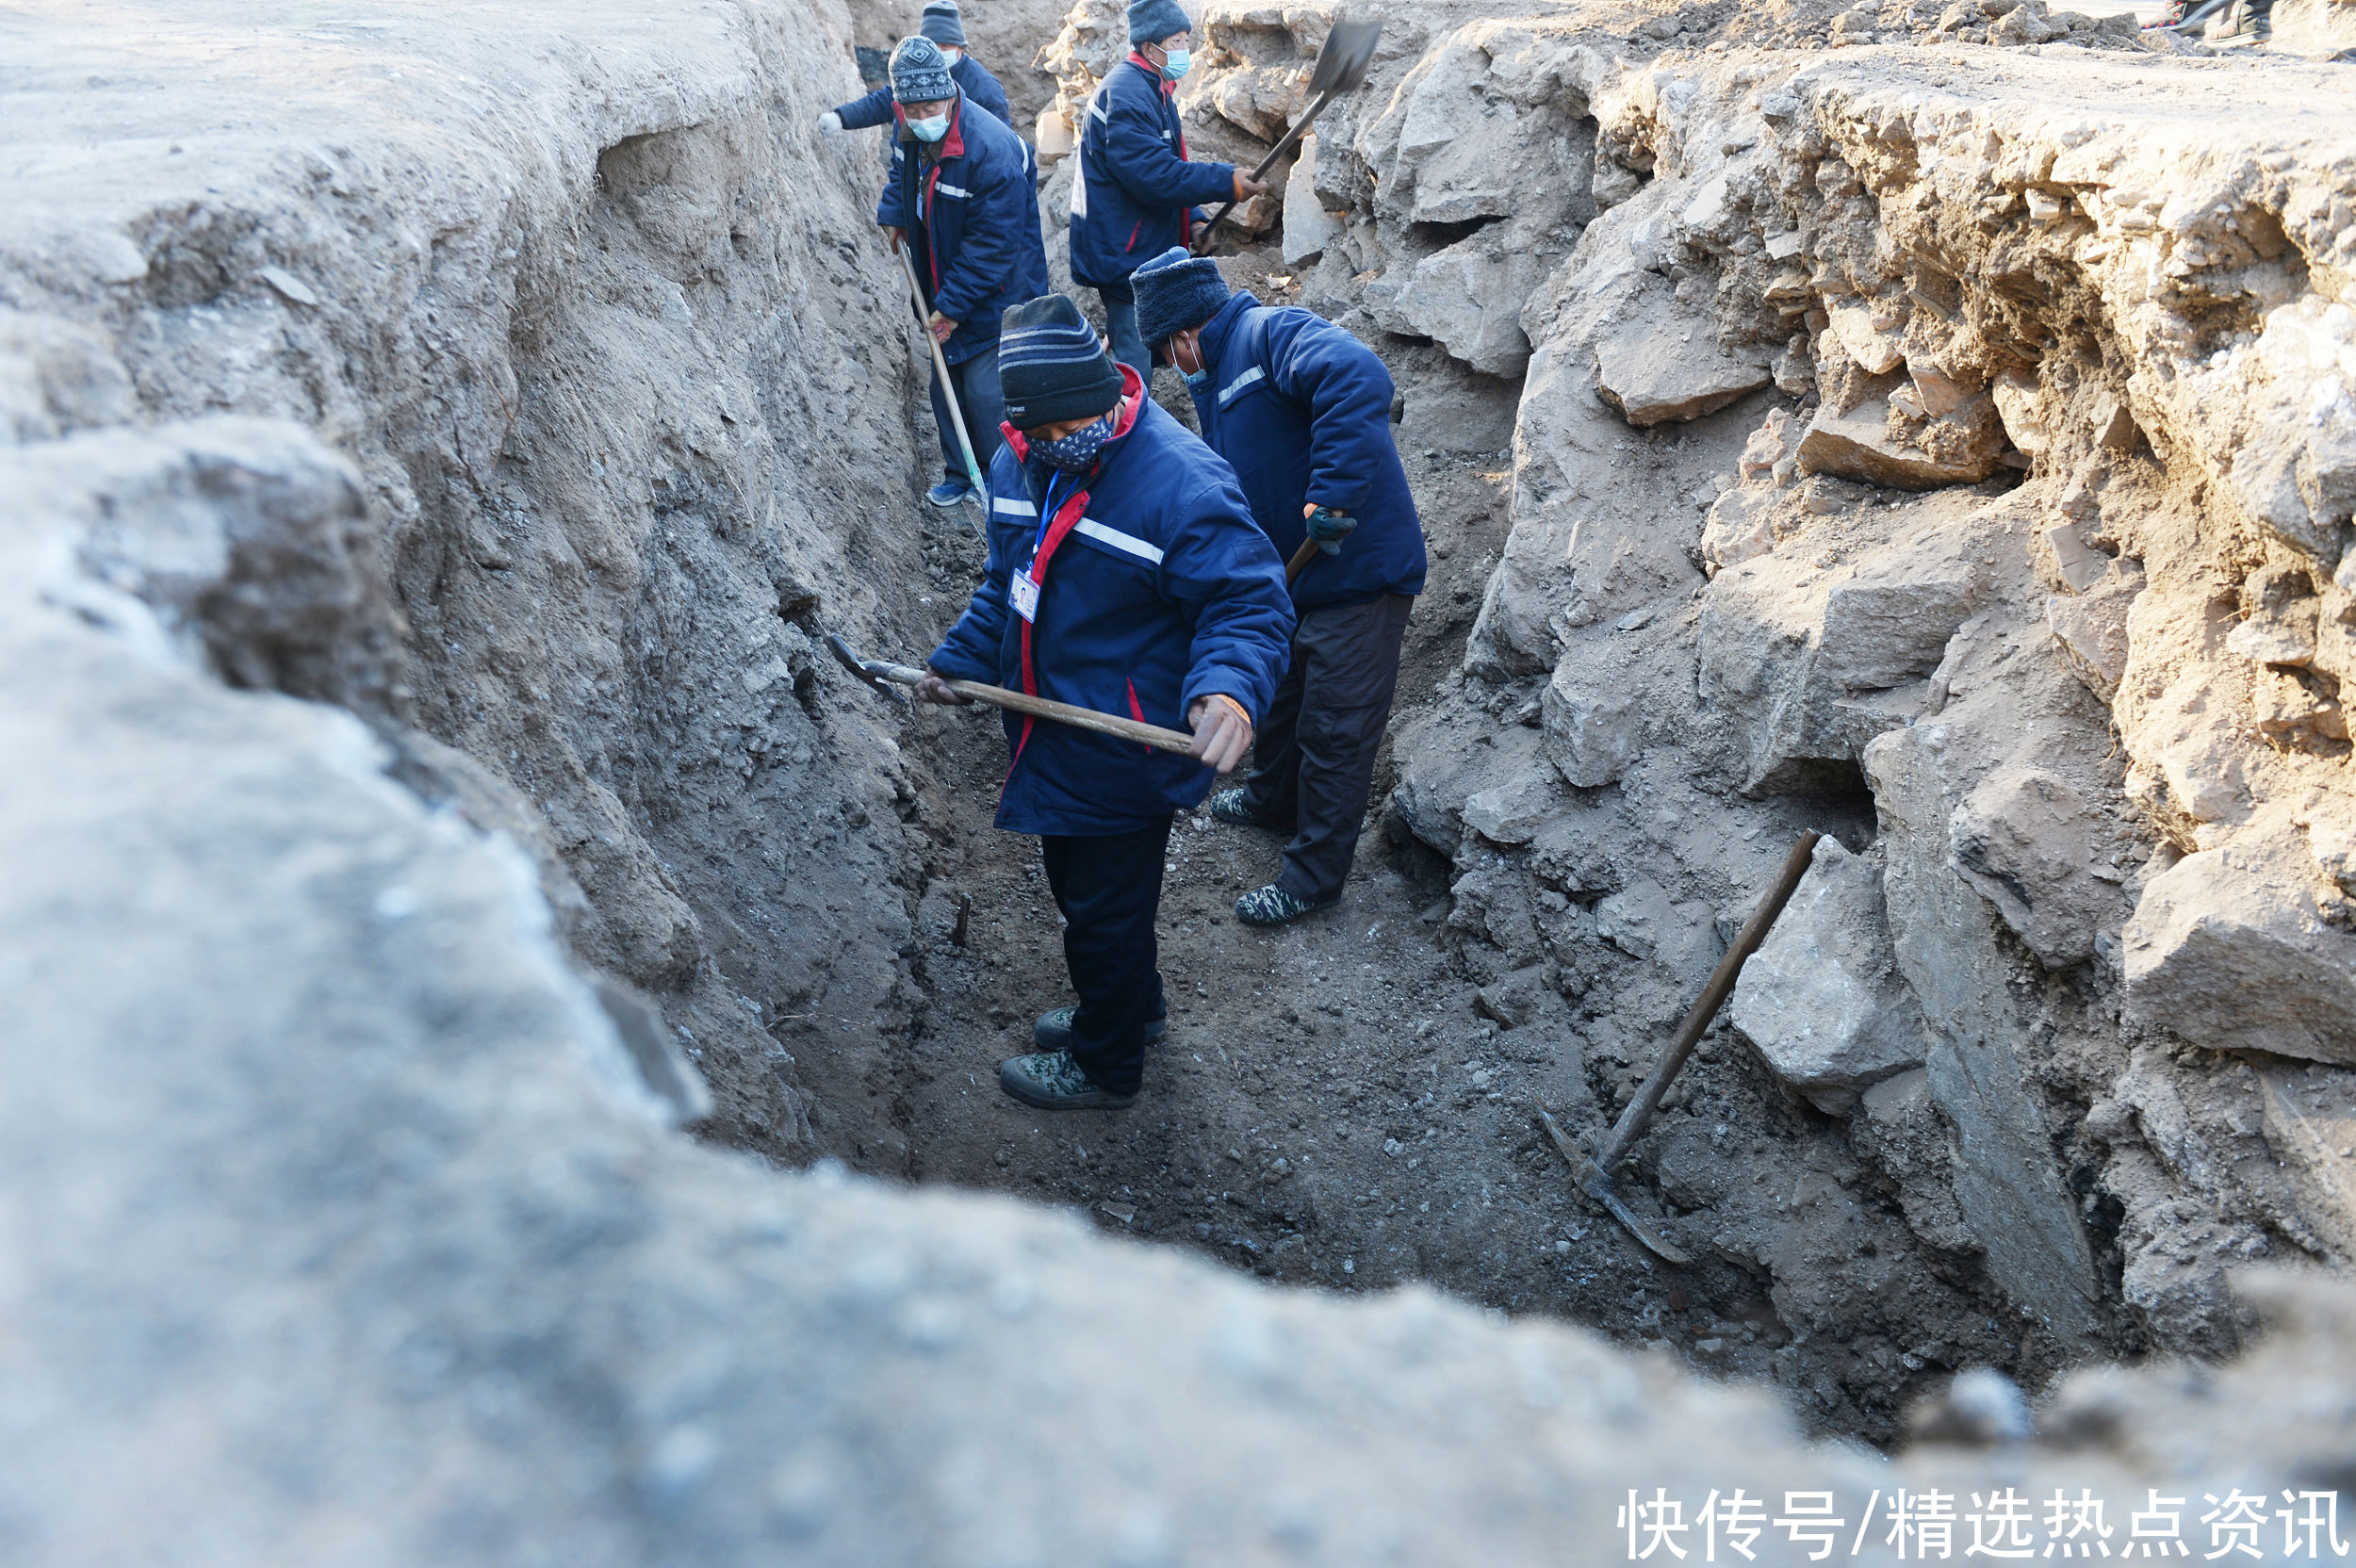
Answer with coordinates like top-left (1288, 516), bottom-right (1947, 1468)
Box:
top-left (1186, 694), bottom-right (1253, 775)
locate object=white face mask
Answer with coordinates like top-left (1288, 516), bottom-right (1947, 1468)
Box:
top-left (908, 111), bottom-right (950, 142)
top-left (941, 46), bottom-right (963, 62)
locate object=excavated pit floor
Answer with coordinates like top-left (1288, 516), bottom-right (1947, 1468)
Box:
top-left (754, 329), bottom-right (2099, 1449)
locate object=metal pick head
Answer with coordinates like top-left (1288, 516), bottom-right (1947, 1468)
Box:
top-left (1578, 1160), bottom-right (1693, 1266)
top-left (823, 632), bottom-right (901, 704)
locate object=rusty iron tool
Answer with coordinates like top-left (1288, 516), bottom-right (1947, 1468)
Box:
top-left (826, 633), bottom-right (1199, 752)
top-left (1545, 830), bottom-right (1823, 1265)
top-left (1192, 13), bottom-right (1383, 255)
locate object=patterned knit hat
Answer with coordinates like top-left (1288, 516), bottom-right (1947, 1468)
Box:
top-left (919, 1), bottom-right (967, 47)
top-left (889, 36), bottom-right (955, 104)
top-left (999, 295), bottom-right (1124, 430)
top-left (1132, 247), bottom-right (1232, 351)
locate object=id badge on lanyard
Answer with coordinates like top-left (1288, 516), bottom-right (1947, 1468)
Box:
top-left (1011, 474), bottom-right (1069, 624)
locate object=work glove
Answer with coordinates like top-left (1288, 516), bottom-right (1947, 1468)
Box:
top-left (818, 110), bottom-right (843, 133)
top-left (1304, 504), bottom-right (1357, 556)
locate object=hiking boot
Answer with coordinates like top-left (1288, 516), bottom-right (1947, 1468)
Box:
top-left (998, 1049), bottom-right (1137, 1110)
top-left (1235, 883), bottom-right (1339, 927)
top-left (1208, 786), bottom-right (1292, 833)
top-left (1034, 1004), bottom-right (1167, 1054)
top-left (925, 478), bottom-right (973, 509)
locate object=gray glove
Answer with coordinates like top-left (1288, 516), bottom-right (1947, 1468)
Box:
top-left (1305, 505), bottom-right (1357, 556)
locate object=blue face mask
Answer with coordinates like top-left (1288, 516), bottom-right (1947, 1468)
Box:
top-left (1035, 414), bottom-right (1114, 474)
top-left (1161, 48), bottom-right (1192, 79)
top-left (908, 111), bottom-right (950, 142)
top-left (1183, 368), bottom-right (1209, 393)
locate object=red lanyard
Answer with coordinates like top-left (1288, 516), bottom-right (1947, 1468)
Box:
top-left (1010, 484), bottom-right (1090, 763)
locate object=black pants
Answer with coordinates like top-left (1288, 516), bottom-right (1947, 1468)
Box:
top-left (1243, 593), bottom-right (1415, 905)
top-left (1040, 816), bottom-right (1170, 1096)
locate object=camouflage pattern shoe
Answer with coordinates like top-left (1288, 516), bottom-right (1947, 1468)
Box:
top-left (1207, 787), bottom-right (1292, 834)
top-left (997, 1049), bottom-right (1137, 1110)
top-left (1235, 883), bottom-right (1339, 927)
top-left (1033, 1004), bottom-right (1167, 1054)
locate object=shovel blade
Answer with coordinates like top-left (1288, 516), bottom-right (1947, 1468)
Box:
top-left (1305, 14), bottom-right (1383, 96)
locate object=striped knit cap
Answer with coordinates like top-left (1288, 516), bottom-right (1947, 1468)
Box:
top-left (919, 0), bottom-right (967, 46)
top-left (998, 295), bottom-right (1124, 430)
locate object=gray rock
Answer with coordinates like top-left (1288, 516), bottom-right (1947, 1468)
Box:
top-left (1541, 639), bottom-right (1645, 789)
top-left (2124, 839), bottom-right (2356, 1064)
top-left (1595, 302), bottom-right (1775, 427)
top-left (1796, 396), bottom-right (2005, 489)
top-left (1730, 837), bottom-right (1925, 1114)
top-left (1948, 764), bottom-right (2127, 968)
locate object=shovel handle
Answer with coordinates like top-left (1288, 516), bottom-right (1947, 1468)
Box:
top-left (1284, 536), bottom-right (1321, 586)
top-left (1191, 87), bottom-right (1335, 256)
top-left (896, 240), bottom-right (990, 505)
top-left (862, 658), bottom-right (1201, 753)
top-left (1591, 831), bottom-right (1823, 1175)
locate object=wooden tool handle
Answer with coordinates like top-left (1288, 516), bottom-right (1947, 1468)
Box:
top-left (1284, 537), bottom-right (1320, 586)
top-left (868, 660), bottom-right (1201, 752)
top-left (1591, 831), bottom-right (1824, 1173)
top-left (1193, 87), bottom-right (1334, 255)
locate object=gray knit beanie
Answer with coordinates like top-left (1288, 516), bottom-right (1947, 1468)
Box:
top-left (889, 36), bottom-right (955, 104)
top-left (919, 1), bottom-right (967, 47)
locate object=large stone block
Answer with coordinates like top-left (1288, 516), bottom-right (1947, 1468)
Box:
top-left (1594, 288), bottom-right (1775, 427)
top-left (1796, 396), bottom-right (2004, 490)
top-left (1948, 764), bottom-right (2128, 969)
top-left (1700, 517), bottom-right (1984, 792)
top-left (2124, 841), bottom-right (2356, 1065)
top-left (1542, 638), bottom-right (1645, 788)
top-left (1730, 837), bottom-right (1926, 1114)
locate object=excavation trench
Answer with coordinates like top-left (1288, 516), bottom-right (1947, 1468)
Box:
top-left (377, 0), bottom-right (2196, 1447)
top-left (366, 0), bottom-right (2351, 1447)
top-left (17, 0), bottom-right (2350, 1490)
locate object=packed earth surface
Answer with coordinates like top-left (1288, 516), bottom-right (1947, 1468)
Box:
top-left (8, 0), bottom-right (2356, 1561)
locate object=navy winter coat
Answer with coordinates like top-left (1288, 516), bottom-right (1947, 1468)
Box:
top-left (1187, 293), bottom-right (1429, 612)
top-left (875, 93), bottom-right (1051, 368)
top-left (928, 366), bottom-right (1296, 835)
top-left (1070, 56), bottom-right (1235, 293)
top-left (834, 53), bottom-right (1012, 130)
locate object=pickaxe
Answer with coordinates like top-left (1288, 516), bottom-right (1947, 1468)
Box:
top-left (1541, 830), bottom-right (1823, 1265)
top-left (826, 633), bottom-right (1199, 752)
top-left (1191, 13), bottom-right (1383, 255)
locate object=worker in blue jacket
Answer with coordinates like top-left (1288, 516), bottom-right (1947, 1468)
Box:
top-left (1069, 0), bottom-right (1268, 380)
top-left (1130, 248), bottom-right (1428, 927)
top-left (820, 2), bottom-right (1012, 131)
top-left (921, 294), bottom-right (1294, 1110)
top-left (872, 36), bottom-right (1051, 510)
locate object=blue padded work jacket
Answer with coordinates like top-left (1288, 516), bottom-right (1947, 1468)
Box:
top-left (928, 366), bottom-right (1295, 835)
top-left (1069, 56), bottom-right (1235, 293)
top-left (1186, 293), bottom-right (1429, 612)
top-left (875, 93), bottom-right (1050, 368)
top-left (834, 53), bottom-right (1012, 130)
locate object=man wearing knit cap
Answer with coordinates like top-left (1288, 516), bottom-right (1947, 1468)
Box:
top-left (1068, 0), bottom-right (1269, 379)
top-left (871, 35), bottom-right (1050, 509)
top-left (920, 294), bottom-right (1294, 1110)
top-left (1129, 247), bottom-right (1427, 927)
top-left (819, 3), bottom-right (1011, 132)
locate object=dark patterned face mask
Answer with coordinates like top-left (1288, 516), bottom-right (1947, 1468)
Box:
top-left (1035, 414), bottom-right (1113, 474)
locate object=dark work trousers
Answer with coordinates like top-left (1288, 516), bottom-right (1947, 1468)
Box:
top-left (927, 338), bottom-right (1005, 486)
top-left (1040, 815), bottom-right (1172, 1096)
top-left (1242, 593), bottom-right (1415, 905)
top-left (1096, 285), bottom-right (1151, 383)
